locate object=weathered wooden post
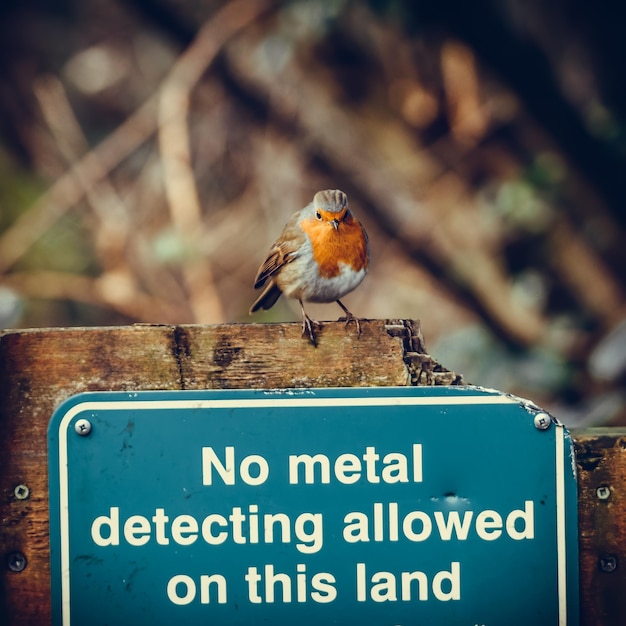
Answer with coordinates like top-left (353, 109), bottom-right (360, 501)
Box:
top-left (1, 321), bottom-right (624, 624)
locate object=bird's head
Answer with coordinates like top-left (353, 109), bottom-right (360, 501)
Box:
top-left (312, 189), bottom-right (352, 230)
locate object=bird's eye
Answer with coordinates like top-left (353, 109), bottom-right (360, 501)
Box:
top-left (315, 210), bottom-right (322, 220)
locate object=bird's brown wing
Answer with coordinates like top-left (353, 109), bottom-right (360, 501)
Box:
top-left (253, 211), bottom-right (304, 289)
top-left (253, 241), bottom-right (297, 289)
top-left (249, 238), bottom-right (301, 314)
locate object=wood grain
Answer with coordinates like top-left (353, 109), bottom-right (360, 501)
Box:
top-left (574, 429), bottom-right (626, 625)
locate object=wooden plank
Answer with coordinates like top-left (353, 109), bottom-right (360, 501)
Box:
top-left (0, 322), bottom-right (624, 624)
top-left (0, 325), bottom-right (181, 624)
top-left (573, 429), bottom-right (626, 625)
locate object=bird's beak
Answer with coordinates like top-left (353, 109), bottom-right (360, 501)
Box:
top-left (331, 219), bottom-right (339, 230)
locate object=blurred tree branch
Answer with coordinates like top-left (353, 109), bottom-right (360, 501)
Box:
top-left (399, 0), bottom-right (626, 234)
top-left (0, 92), bottom-right (159, 275)
top-left (1, 0), bottom-right (274, 324)
top-left (157, 0), bottom-right (274, 322)
top-left (3, 270), bottom-right (186, 322)
top-left (33, 75), bottom-right (131, 267)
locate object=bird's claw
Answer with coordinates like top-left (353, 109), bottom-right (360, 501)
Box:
top-left (338, 313), bottom-right (362, 337)
top-left (302, 314), bottom-right (320, 347)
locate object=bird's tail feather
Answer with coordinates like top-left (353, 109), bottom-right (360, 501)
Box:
top-left (249, 281), bottom-right (282, 314)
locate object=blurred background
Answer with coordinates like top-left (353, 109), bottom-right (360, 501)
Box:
top-left (1, 0), bottom-right (625, 426)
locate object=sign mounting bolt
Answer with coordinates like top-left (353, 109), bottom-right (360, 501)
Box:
top-left (599, 554), bottom-right (618, 573)
top-left (75, 418), bottom-right (92, 436)
top-left (13, 484), bottom-right (30, 500)
top-left (533, 413), bottom-right (551, 430)
top-left (7, 551), bottom-right (27, 573)
top-left (596, 485), bottom-right (611, 500)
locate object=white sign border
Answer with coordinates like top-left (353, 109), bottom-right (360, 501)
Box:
top-left (51, 392), bottom-right (569, 626)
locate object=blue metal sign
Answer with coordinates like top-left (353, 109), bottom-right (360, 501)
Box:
top-left (48, 386), bottom-right (579, 625)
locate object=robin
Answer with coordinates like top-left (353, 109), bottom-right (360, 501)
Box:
top-left (250, 189), bottom-right (369, 345)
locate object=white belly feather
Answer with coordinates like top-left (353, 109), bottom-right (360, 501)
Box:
top-left (277, 253), bottom-right (366, 303)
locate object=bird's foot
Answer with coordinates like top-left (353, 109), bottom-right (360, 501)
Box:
top-left (336, 299), bottom-right (362, 337)
top-left (301, 313), bottom-right (321, 347)
top-left (338, 312), bottom-right (362, 337)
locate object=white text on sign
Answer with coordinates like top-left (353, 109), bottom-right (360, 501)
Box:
top-left (201, 444), bottom-right (423, 486)
top-left (88, 442), bottom-right (537, 607)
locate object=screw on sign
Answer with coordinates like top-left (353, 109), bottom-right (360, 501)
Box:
top-left (7, 551), bottom-right (27, 573)
top-left (599, 555), bottom-right (618, 573)
top-left (533, 413), bottom-right (552, 430)
top-left (596, 485), bottom-right (611, 500)
top-left (13, 484), bottom-right (30, 500)
top-left (74, 418), bottom-right (92, 436)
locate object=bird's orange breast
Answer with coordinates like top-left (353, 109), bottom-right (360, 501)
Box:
top-left (300, 216), bottom-right (368, 278)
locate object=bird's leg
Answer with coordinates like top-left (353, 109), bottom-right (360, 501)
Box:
top-left (299, 299), bottom-right (319, 346)
top-left (336, 299), bottom-right (361, 336)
